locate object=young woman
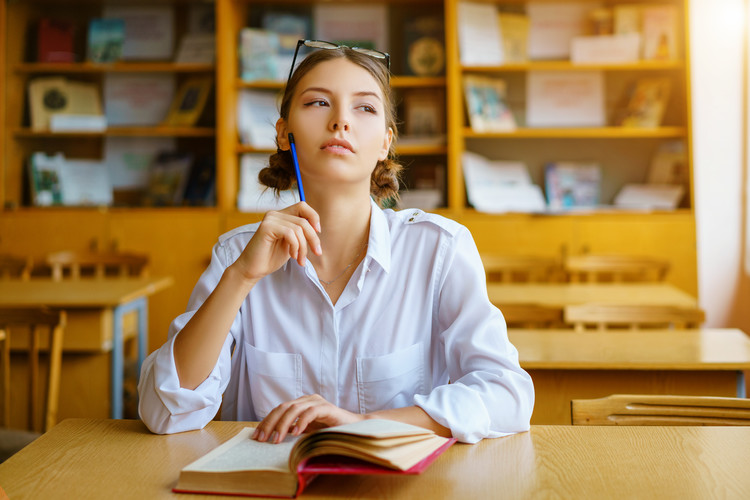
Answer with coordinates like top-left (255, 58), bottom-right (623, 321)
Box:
top-left (138, 42), bottom-right (534, 444)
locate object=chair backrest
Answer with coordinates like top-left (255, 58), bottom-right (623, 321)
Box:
top-left (564, 254), bottom-right (669, 283)
top-left (564, 304), bottom-right (705, 331)
top-left (571, 394), bottom-right (750, 425)
top-left (500, 304), bottom-right (563, 328)
top-left (0, 308), bottom-right (66, 432)
top-left (46, 251), bottom-right (149, 281)
top-left (0, 254), bottom-right (32, 280)
top-left (481, 254), bottom-right (560, 283)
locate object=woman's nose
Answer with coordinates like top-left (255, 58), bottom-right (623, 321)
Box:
top-left (330, 113), bottom-right (350, 131)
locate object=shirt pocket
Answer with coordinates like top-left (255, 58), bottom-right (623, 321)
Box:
top-left (356, 342), bottom-right (425, 414)
top-left (246, 343), bottom-right (301, 419)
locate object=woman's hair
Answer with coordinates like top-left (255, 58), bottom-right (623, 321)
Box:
top-left (258, 47), bottom-right (402, 206)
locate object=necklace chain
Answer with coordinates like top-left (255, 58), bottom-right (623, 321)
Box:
top-left (319, 242), bottom-right (368, 287)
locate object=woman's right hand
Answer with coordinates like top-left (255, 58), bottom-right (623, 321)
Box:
top-left (230, 202), bottom-right (322, 285)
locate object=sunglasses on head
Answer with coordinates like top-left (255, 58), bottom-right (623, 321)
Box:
top-left (287, 39), bottom-right (391, 84)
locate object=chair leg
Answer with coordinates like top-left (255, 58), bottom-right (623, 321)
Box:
top-left (29, 325), bottom-right (40, 432)
top-left (45, 324), bottom-right (64, 432)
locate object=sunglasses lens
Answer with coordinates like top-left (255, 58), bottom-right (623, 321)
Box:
top-left (353, 48), bottom-right (386, 60)
top-left (305, 40), bottom-right (339, 50)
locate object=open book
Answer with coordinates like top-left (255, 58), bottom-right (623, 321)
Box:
top-left (173, 419), bottom-right (456, 498)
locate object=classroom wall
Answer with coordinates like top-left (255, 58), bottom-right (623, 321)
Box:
top-left (691, 0), bottom-right (750, 331)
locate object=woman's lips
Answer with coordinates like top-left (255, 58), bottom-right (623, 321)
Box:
top-left (321, 138), bottom-right (354, 154)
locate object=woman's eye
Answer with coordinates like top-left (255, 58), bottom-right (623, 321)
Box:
top-left (304, 100), bottom-right (328, 107)
top-left (358, 104), bottom-right (377, 114)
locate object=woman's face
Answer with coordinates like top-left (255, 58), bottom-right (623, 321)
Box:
top-left (276, 58), bottom-right (393, 191)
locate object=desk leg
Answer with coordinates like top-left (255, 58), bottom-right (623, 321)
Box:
top-left (111, 297), bottom-right (147, 419)
top-left (737, 371), bottom-right (746, 398)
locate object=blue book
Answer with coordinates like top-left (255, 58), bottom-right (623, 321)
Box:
top-left (88, 18), bottom-right (125, 63)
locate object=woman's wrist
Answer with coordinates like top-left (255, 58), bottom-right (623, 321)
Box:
top-left (223, 263), bottom-right (261, 295)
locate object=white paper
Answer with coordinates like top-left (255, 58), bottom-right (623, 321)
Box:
top-left (49, 114), bottom-right (107, 132)
top-left (526, 71), bottom-right (605, 127)
top-left (313, 4), bottom-right (388, 52)
top-left (457, 2), bottom-right (503, 66)
top-left (104, 74), bottom-right (174, 126)
top-left (60, 159), bottom-right (112, 206)
top-left (237, 154), bottom-right (298, 212)
top-left (571, 34), bottom-right (641, 64)
top-left (237, 90), bottom-right (279, 149)
top-left (462, 152), bottom-right (545, 213)
top-left (104, 137), bottom-right (176, 189)
top-left (614, 183), bottom-right (684, 210)
top-left (527, 2), bottom-right (590, 59)
top-left (103, 6), bottom-right (174, 60)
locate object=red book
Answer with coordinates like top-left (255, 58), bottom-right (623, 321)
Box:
top-left (173, 420), bottom-right (457, 498)
top-left (37, 18), bottom-right (76, 63)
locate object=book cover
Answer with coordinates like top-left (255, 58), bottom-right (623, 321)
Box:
top-left (37, 18), bottom-right (76, 63)
top-left (545, 162), bottom-right (601, 210)
top-left (87, 18), bottom-right (124, 63)
top-left (403, 15), bottom-right (445, 76)
top-left (102, 6), bottom-right (175, 60)
top-left (238, 28), bottom-right (281, 82)
top-left (498, 12), bottom-right (530, 63)
top-left (641, 5), bottom-right (679, 60)
top-left (463, 75), bottom-right (516, 132)
top-left (104, 74), bottom-right (174, 126)
top-left (28, 152), bottom-right (65, 206)
top-left (173, 419), bottom-right (455, 498)
top-left (616, 77), bottom-right (671, 128)
top-left (163, 77), bottom-right (212, 127)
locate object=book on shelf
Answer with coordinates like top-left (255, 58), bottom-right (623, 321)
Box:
top-left (237, 154), bottom-right (297, 212)
top-left (28, 77), bottom-right (103, 131)
top-left (102, 5), bottom-right (174, 60)
top-left (173, 419), bottom-right (455, 498)
top-left (526, 71), bottom-right (605, 128)
top-left (36, 18), bottom-right (76, 63)
top-left (647, 140), bottom-right (689, 188)
top-left (544, 162), bottom-right (601, 211)
top-left (59, 159), bottom-right (113, 206)
top-left (237, 89), bottom-right (280, 149)
top-left (457, 1), bottom-right (503, 66)
top-left (313, 4), bottom-right (388, 51)
top-left (463, 75), bottom-right (516, 132)
top-left (403, 15), bottom-right (445, 76)
top-left (462, 151), bottom-right (546, 213)
top-left (615, 77), bottom-right (671, 128)
top-left (402, 88), bottom-right (445, 140)
top-left (163, 77), bottom-right (212, 127)
top-left (239, 28), bottom-right (281, 82)
top-left (613, 5), bottom-right (641, 36)
top-left (183, 155), bottom-right (216, 207)
top-left (262, 11), bottom-right (312, 79)
top-left (174, 33), bottom-right (215, 64)
top-left (145, 152), bottom-right (193, 206)
top-left (28, 152), bottom-right (64, 206)
top-left (87, 18), bottom-right (124, 63)
top-left (103, 74), bottom-right (174, 126)
top-left (614, 183), bottom-right (684, 210)
top-left (527, 3), bottom-right (589, 60)
top-left (498, 12), bottom-right (530, 63)
top-left (641, 5), bottom-right (679, 61)
top-left (570, 33), bottom-right (640, 64)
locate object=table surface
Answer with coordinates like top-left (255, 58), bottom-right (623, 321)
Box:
top-left (488, 282), bottom-right (698, 308)
top-left (0, 276), bottom-right (174, 308)
top-left (2, 419), bottom-right (750, 499)
top-left (509, 328), bottom-right (750, 370)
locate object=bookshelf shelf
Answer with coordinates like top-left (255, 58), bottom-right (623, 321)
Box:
top-left (14, 127), bottom-right (216, 138)
top-left (237, 144), bottom-right (448, 156)
top-left (237, 76), bottom-right (446, 90)
top-left (462, 127), bottom-right (687, 139)
top-left (15, 63), bottom-right (216, 74)
top-left (462, 60), bottom-right (685, 73)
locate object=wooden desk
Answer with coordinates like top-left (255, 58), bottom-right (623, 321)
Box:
top-left (0, 277), bottom-right (173, 419)
top-left (3, 419), bottom-right (750, 499)
top-left (510, 328), bottom-right (750, 424)
top-left (488, 283), bottom-right (698, 308)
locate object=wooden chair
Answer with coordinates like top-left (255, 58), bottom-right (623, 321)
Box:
top-left (481, 254), bottom-right (560, 283)
top-left (45, 251), bottom-right (149, 281)
top-left (564, 254), bottom-right (669, 283)
top-left (0, 254), bottom-right (32, 280)
top-left (0, 308), bottom-right (66, 433)
top-left (571, 394), bottom-right (750, 425)
top-left (564, 304), bottom-right (705, 331)
top-left (500, 304), bottom-right (563, 328)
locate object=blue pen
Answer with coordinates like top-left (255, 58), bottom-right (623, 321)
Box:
top-left (288, 133), bottom-right (306, 202)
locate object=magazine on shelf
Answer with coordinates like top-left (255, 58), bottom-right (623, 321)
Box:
top-left (102, 6), bottom-right (174, 60)
top-left (457, 1), bottom-right (503, 66)
top-left (526, 71), bottom-right (605, 128)
top-left (239, 28), bottom-right (281, 82)
top-left (103, 74), bottom-right (174, 126)
top-left (615, 78), bottom-right (671, 128)
top-left (462, 151), bottom-right (545, 213)
top-left (544, 162), bottom-right (601, 210)
top-left (145, 152), bottom-right (193, 206)
top-left (87, 18), bottom-right (124, 63)
top-left (36, 18), bottom-right (76, 63)
top-left (175, 33), bottom-right (215, 64)
top-left (463, 75), bottom-right (516, 132)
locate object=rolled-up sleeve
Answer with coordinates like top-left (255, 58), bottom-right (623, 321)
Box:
top-left (414, 227), bottom-right (534, 443)
top-left (138, 242), bottom-right (237, 434)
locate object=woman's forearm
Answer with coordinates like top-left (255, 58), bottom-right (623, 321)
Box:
top-left (366, 406), bottom-right (452, 437)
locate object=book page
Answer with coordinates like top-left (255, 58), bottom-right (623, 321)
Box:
top-left (183, 427), bottom-right (299, 474)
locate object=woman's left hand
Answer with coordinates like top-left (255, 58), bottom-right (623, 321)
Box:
top-left (252, 394), bottom-right (364, 444)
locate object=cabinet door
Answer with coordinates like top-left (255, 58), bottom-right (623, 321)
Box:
top-left (107, 211), bottom-right (222, 351)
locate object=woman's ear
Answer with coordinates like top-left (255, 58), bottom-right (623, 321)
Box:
top-left (378, 127), bottom-right (394, 161)
top-left (276, 118), bottom-right (290, 151)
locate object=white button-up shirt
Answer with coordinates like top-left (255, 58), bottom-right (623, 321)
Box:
top-left (138, 201), bottom-right (534, 443)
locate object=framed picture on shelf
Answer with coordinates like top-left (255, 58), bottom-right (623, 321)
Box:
top-left (403, 89), bottom-right (445, 139)
top-left (163, 77), bottom-right (212, 127)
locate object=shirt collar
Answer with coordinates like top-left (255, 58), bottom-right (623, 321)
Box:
top-left (366, 198), bottom-right (391, 274)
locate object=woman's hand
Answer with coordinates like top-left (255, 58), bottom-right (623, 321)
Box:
top-left (252, 394), bottom-right (365, 444)
top-left (231, 202), bottom-right (322, 285)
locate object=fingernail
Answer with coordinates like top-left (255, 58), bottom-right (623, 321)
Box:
top-left (315, 244), bottom-right (322, 255)
top-left (271, 431), bottom-right (279, 443)
top-left (257, 430), bottom-right (265, 441)
top-left (316, 222), bottom-right (322, 233)
top-left (292, 425), bottom-right (299, 436)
